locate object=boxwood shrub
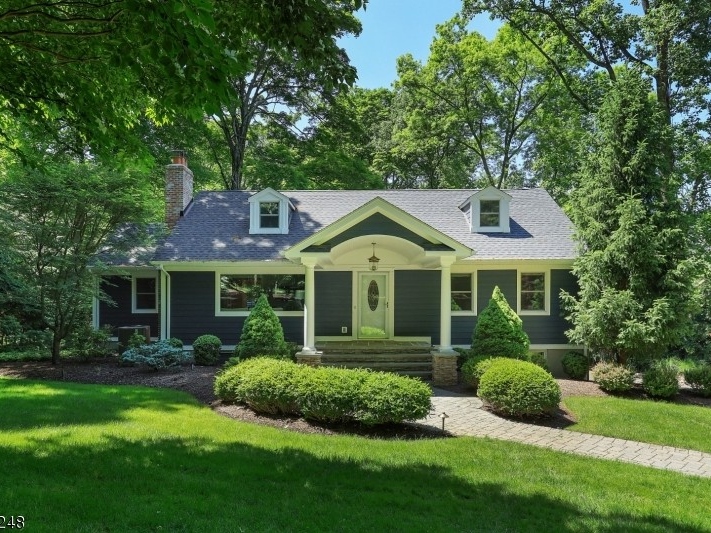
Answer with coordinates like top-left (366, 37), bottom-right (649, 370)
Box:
top-left (477, 359), bottom-right (561, 417)
top-left (684, 364), bottom-right (711, 397)
top-left (591, 362), bottom-right (634, 393)
top-left (562, 351), bottom-right (589, 380)
top-left (643, 360), bottom-right (679, 399)
top-left (214, 358), bottom-right (432, 425)
top-left (461, 356), bottom-right (504, 389)
top-left (193, 334), bottom-right (221, 366)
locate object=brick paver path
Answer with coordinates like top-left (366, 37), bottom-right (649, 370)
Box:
top-left (415, 388), bottom-right (711, 478)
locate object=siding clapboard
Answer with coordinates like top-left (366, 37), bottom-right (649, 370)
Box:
top-left (394, 270), bottom-right (440, 344)
top-left (315, 271), bottom-right (352, 336)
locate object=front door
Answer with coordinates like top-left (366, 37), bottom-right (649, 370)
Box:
top-left (358, 272), bottom-right (388, 339)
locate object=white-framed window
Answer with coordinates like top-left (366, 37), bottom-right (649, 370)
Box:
top-left (479, 200), bottom-right (500, 228)
top-left (451, 273), bottom-right (476, 314)
top-left (259, 202), bottom-right (280, 229)
top-left (518, 270), bottom-right (550, 315)
top-left (248, 188), bottom-right (293, 234)
top-left (132, 275), bottom-right (158, 313)
top-left (216, 273), bottom-right (305, 316)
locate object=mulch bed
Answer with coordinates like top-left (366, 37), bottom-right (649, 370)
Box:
top-left (1, 357), bottom-right (709, 437)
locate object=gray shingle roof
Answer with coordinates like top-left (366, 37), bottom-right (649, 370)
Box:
top-left (97, 223), bottom-right (167, 267)
top-left (153, 189), bottom-right (576, 262)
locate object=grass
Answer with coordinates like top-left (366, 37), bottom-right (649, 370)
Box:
top-left (1, 378), bottom-right (711, 532)
top-left (564, 396), bottom-right (711, 453)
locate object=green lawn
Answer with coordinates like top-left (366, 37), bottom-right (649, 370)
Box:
top-left (2, 378), bottom-right (711, 532)
top-left (564, 395), bottom-right (711, 454)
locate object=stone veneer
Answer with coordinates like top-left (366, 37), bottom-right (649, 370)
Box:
top-left (432, 353), bottom-right (458, 386)
top-left (296, 353), bottom-right (322, 367)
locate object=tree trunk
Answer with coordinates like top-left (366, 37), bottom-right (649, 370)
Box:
top-left (51, 332), bottom-right (61, 365)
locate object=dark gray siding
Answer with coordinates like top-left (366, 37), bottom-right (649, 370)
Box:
top-left (99, 276), bottom-right (159, 337)
top-left (170, 271), bottom-right (302, 345)
top-left (394, 270), bottom-right (440, 344)
top-left (478, 270), bottom-right (517, 311)
top-left (452, 316), bottom-right (476, 345)
top-left (523, 269), bottom-right (577, 344)
top-left (315, 271), bottom-right (352, 336)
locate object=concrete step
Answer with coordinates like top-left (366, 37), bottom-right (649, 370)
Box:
top-left (321, 353), bottom-right (432, 363)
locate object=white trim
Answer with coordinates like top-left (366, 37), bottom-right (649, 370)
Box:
top-left (214, 271), bottom-right (305, 317)
top-left (284, 196), bottom-right (472, 261)
top-left (517, 269), bottom-right (551, 316)
top-left (131, 274), bottom-right (159, 314)
top-left (467, 186), bottom-right (511, 233)
top-left (248, 188), bottom-right (294, 235)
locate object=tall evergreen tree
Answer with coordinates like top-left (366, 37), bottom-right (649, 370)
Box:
top-left (562, 70), bottom-right (698, 364)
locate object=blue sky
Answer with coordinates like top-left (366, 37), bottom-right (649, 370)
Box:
top-left (339, 0), bottom-right (501, 89)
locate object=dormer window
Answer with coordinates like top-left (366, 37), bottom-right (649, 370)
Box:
top-left (248, 188), bottom-right (294, 234)
top-left (480, 200), bottom-right (500, 227)
top-left (462, 186), bottom-right (512, 233)
top-left (260, 202), bottom-right (280, 228)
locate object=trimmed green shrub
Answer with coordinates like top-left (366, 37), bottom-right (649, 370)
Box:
top-left (684, 364), bottom-right (711, 397)
top-left (562, 351), bottom-right (589, 380)
top-left (214, 358), bottom-right (432, 426)
top-left (642, 360), bottom-right (679, 399)
top-left (526, 352), bottom-right (548, 371)
top-left (471, 286), bottom-right (529, 358)
top-left (234, 294), bottom-right (288, 360)
top-left (66, 323), bottom-right (113, 360)
top-left (121, 340), bottom-right (190, 370)
top-left (193, 334), bottom-right (221, 365)
top-left (461, 356), bottom-right (502, 389)
top-left (478, 359), bottom-right (561, 417)
top-left (591, 362), bottom-right (634, 393)
top-left (167, 337), bottom-right (184, 349)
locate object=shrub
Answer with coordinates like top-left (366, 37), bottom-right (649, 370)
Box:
top-left (562, 351), bottom-right (589, 380)
top-left (121, 340), bottom-right (190, 370)
top-left (128, 332), bottom-right (147, 349)
top-left (193, 334), bottom-right (221, 366)
top-left (461, 356), bottom-right (501, 389)
top-left (478, 359), bottom-right (561, 417)
top-left (684, 364), bottom-right (711, 397)
top-left (471, 286), bottom-right (529, 358)
top-left (167, 337), bottom-right (184, 349)
top-left (214, 358), bottom-right (432, 426)
top-left (642, 360), bottom-right (679, 399)
top-left (66, 323), bottom-right (113, 360)
top-left (526, 352), bottom-right (548, 371)
top-left (234, 294), bottom-right (288, 360)
top-left (591, 362), bottom-right (634, 393)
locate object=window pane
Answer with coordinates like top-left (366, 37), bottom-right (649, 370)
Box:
top-left (520, 273), bottom-right (545, 311)
top-left (480, 200), bottom-right (500, 227)
top-left (452, 293), bottom-right (472, 311)
top-left (136, 278), bottom-right (156, 293)
top-left (451, 274), bottom-right (471, 292)
top-left (260, 202), bottom-right (279, 215)
top-left (220, 274), bottom-right (305, 311)
top-left (136, 293), bottom-right (156, 310)
top-left (260, 215), bottom-right (280, 228)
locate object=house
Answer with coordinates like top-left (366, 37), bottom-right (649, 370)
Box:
top-left (95, 152), bottom-right (582, 385)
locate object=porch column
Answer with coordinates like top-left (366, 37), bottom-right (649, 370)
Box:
top-left (438, 257), bottom-right (456, 353)
top-left (300, 258), bottom-right (318, 355)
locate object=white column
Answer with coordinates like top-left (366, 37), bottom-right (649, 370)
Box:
top-left (439, 257), bottom-right (456, 353)
top-left (302, 259), bottom-right (317, 354)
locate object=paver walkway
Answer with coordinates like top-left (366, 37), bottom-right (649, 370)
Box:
top-left (415, 388), bottom-right (711, 479)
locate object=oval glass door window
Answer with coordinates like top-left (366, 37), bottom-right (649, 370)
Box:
top-left (368, 280), bottom-right (379, 311)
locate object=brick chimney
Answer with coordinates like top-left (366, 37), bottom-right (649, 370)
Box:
top-left (165, 150), bottom-right (193, 230)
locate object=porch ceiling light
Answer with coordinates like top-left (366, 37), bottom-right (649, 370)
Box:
top-left (368, 242), bottom-right (380, 271)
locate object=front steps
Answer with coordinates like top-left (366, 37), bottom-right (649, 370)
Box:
top-left (316, 341), bottom-right (433, 380)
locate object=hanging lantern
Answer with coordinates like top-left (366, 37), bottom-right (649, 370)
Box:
top-left (368, 242), bottom-right (380, 271)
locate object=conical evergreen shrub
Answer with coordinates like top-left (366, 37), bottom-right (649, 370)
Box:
top-left (471, 286), bottom-right (529, 358)
top-left (235, 294), bottom-right (289, 360)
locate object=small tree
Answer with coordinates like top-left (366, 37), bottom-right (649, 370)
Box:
top-left (471, 286), bottom-right (530, 358)
top-left (234, 294), bottom-right (288, 359)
